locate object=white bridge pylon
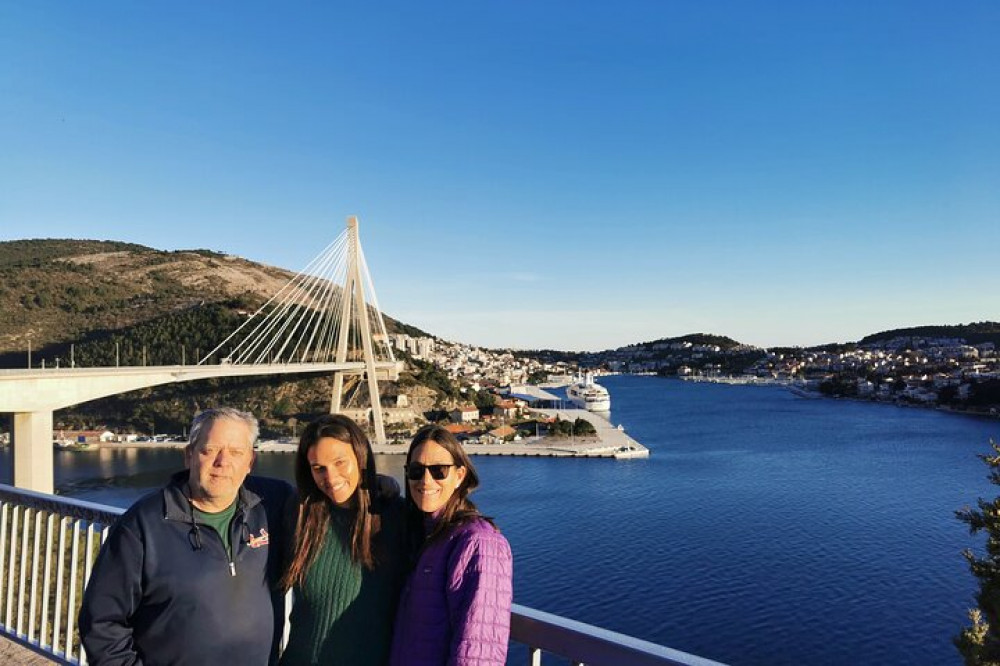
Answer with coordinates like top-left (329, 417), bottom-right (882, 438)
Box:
top-left (0, 216), bottom-right (402, 492)
top-left (200, 215), bottom-right (400, 444)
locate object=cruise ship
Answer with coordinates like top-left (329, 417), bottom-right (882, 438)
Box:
top-left (566, 372), bottom-right (611, 411)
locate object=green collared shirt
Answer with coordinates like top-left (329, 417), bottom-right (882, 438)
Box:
top-left (193, 498), bottom-right (239, 557)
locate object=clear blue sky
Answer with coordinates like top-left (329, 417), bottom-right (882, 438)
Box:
top-left (2, 2), bottom-right (998, 351)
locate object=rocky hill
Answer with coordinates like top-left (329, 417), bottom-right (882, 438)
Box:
top-left (0, 239), bottom-right (297, 354)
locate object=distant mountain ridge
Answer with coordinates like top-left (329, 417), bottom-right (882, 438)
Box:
top-left (858, 322), bottom-right (1000, 347)
top-left (629, 333), bottom-right (744, 350)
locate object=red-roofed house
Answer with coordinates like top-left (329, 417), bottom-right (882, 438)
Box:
top-left (492, 399), bottom-right (521, 420)
top-left (483, 424), bottom-right (518, 444)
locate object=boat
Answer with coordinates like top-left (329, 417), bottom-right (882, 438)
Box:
top-left (566, 372), bottom-right (611, 411)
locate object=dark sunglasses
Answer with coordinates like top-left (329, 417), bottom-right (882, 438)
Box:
top-left (405, 463), bottom-right (455, 481)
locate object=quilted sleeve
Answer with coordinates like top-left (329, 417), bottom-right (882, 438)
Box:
top-left (444, 524), bottom-right (513, 666)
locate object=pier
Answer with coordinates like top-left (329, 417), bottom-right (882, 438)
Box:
top-left (261, 408), bottom-right (649, 459)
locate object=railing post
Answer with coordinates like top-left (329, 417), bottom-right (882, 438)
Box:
top-left (41, 512), bottom-right (54, 650)
top-left (28, 509), bottom-right (42, 644)
top-left (0, 503), bottom-right (7, 632)
top-left (53, 516), bottom-right (67, 655)
top-left (81, 520), bottom-right (100, 666)
top-left (5, 506), bottom-right (18, 630)
top-left (16, 507), bottom-right (29, 635)
top-left (67, 519), bottom-right (81, 660)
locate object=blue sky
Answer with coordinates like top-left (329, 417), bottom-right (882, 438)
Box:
top-left (2, 2), bottom-right (998, 351)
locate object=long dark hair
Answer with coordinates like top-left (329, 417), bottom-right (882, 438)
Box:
top-left (281, 414), bottom-right (381, 588)
top-left (405, 425), bottom-right (495, 544)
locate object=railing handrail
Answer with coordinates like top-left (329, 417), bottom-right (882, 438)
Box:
top-left (511, 604), bottom-right (727, 666)
top-left (0, 484), bottom-right (727, 666)
top-left (0, 486), bottom-right (123, 524)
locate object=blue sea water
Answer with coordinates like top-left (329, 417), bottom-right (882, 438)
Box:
top-left (4, 375), bottom-right (999, 665)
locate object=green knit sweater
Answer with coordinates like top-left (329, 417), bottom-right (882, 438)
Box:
top-left (280, 502), bottom-right (406, 666)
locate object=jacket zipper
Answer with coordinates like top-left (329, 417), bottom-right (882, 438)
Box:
top-left (228, 506), bottom-right (247, 577)
top-left (173, 495), bottom-right (249, 576)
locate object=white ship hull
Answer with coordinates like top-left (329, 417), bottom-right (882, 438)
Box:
top-left (566, 375), bottom-right (611, 411)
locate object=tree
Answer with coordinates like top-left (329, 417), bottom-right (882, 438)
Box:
top-left (969, 381), bottom-right (1000, 408)
top-left (272, 396), bottom-right (294, 418)
top-left (956, 439), bottom-right (1000, 665)
top-left (548, 417), bottom-right (572, 438)
top-left (938, 384), bottom-right (960, 406)
top-left (572, 418), bottom-right (596, 436)
top-left (471, 389), bottom-right (496, 410)
top-left (526, 370), bottom-right (548, 385)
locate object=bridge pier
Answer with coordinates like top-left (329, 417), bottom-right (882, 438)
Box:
top-left (12, 411), bottom-right (54, 493)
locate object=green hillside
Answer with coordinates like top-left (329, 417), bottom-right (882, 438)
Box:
top-left (859, 322), bottom-right (1000, 347)
top-left (0, 239), bottom-right (154, 267)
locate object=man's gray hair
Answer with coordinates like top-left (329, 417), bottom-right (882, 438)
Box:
top-left (187, 407), bottom-right (259, 452)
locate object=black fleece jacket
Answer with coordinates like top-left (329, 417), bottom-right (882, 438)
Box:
top-left (78, 472), bottom-right (295, 666)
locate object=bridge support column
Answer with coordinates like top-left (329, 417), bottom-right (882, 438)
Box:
top-left (331, 372), bottom-right (345, 414)
top-left (12, 411), bottom-right (54, 493)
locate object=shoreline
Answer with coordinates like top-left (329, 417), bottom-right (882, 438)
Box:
top-left (52, 408), bottom-right (650, 459)
top-left (677, 374), bottom-right (1000, 419)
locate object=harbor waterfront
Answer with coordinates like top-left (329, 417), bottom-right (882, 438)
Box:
top-left (3, 374), bottom-right (999, 665)
top-left (45, 404), bottom-right (650, 460)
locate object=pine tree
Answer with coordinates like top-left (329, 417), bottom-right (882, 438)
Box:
top-left (956, 439), bottom-right (1000, 665)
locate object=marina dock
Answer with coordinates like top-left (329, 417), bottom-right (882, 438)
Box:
top-left (78, 382), bottom-right (651, 459)
top-left (260, 408), bottom-right (650, 459)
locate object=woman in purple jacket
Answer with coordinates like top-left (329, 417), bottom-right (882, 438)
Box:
top-left (389, 425), bottom-right (513, 666)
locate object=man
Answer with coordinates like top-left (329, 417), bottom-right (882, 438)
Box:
top-left (79, 407), bottom-right (294, 666)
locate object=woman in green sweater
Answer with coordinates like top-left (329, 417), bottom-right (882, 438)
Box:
top-left (280, 414), bottom-right (407, 666)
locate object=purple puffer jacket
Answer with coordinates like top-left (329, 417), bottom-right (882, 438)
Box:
top-left (389, 517), bottom-right (513, 666)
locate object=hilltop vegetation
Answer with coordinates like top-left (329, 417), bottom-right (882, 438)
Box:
top-left (859, 322), bottom-right (1000, 347)
top-left (0, 301), bottom-right (250, 368)
top-left (0, 239), bottom-right (154, 267)
top-left (508, 333), bottom-right (744, 364)
top-left (633, 333), bottom-right (742, 350)
top-left (0, 239), bottom-right (295, 354)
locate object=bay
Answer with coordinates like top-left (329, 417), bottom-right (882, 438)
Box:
top-left (3, 374), bottom-right (998, 665)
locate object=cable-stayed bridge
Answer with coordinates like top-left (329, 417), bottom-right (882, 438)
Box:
top-left (0, 216), bottom-right (403, 492)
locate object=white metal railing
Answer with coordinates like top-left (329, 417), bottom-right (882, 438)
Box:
top-left (0, 484), bottom-right (726, 666)
top-left (0, 484), bottom-right (120, 665)
top-left (511, 605), bottom-right (727, 666)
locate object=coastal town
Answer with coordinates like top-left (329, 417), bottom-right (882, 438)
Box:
top-left (399, 328), bottom-right (1000, 417)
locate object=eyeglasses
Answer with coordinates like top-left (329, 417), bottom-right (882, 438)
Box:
top-left (405, 463), bottom-right (455, 481)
